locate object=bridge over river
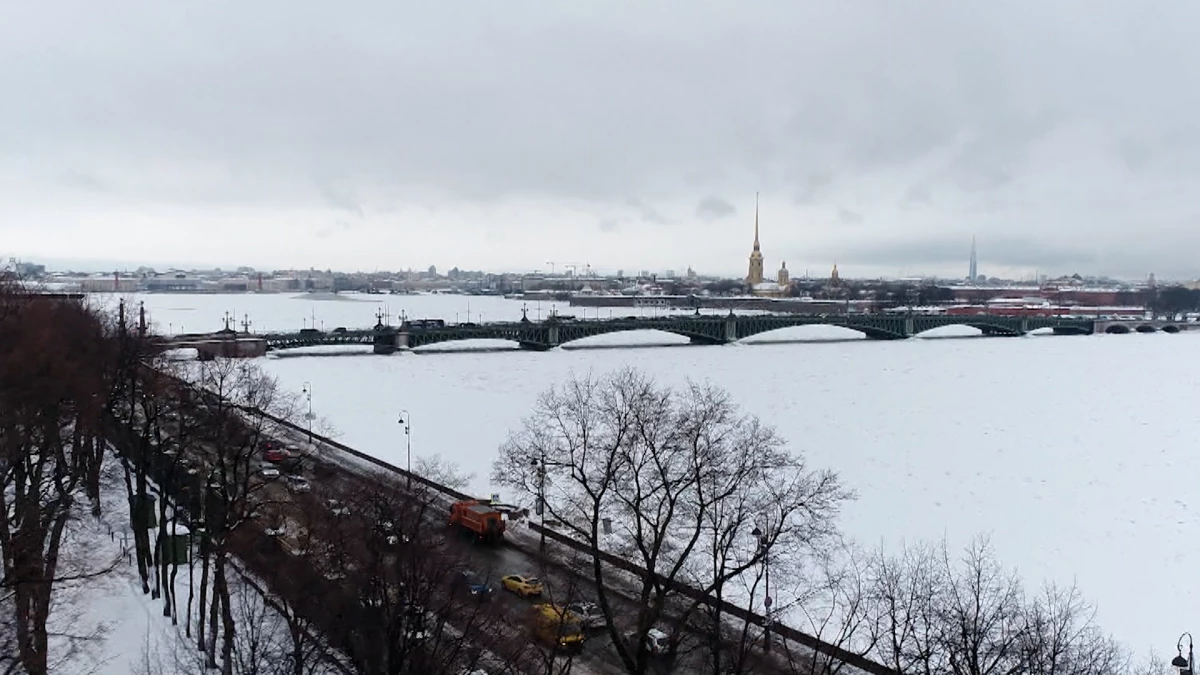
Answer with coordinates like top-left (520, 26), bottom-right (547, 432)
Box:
top-left (159, 312), bottom-right (1194, 357)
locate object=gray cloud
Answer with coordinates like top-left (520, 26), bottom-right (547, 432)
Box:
top-left (2, 1), bottom-right (1200, 278)
top-left (696, 196), bottom-right (736, 221)
top-left (836, 208), bottom-right (864, 226)
top-left (813, 235), bottom-right (1197, 279)
top-left (900, 184), bottom-right (933, 209)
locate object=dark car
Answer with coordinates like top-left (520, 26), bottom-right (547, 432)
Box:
top-left (460, 570), bottom-right (493, 598)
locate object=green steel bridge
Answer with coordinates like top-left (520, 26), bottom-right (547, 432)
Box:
top-left (251, 313), bottom-right (1112, 354)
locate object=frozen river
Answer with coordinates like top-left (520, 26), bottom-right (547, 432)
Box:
top-left (121, 291), bottom-right (1200, 658)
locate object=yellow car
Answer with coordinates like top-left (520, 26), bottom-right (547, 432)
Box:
top-left (501, 574), bottom-right (544, 598)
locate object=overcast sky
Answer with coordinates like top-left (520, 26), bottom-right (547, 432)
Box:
top-left (3, 1), bottom-right (1198, 280)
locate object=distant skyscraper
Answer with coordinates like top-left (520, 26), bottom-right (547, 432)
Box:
top-left (968, 237), bottom-right (978, 282)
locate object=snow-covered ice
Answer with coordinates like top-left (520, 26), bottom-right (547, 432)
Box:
top-left (130, 292), bottom-right (1200, 658)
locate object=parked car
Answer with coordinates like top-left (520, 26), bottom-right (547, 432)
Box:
top-left (264, 449), bottom-right (292, 463)
top-left (284, 475), bottom-right (310, 492)
top-left (501, 574), bottom-right (543, 598)
top-left (565, 601), bottom-right (605, 629)
top-left (624, 627), bottom-right (676, 656)
top-left (460, 570), bottom-right (494, 598)
top-left (260, 466), bottom-right (280, 479)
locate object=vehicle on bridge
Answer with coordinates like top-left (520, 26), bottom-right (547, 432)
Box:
top-left (449, 500), bottom-right (506, 542)
top-left (530, 603), bottom-right (586, 651)
top-left (404, 318), bottom-right (447, 329)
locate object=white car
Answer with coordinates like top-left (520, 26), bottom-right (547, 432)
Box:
top-left (260, 466), bottom-right (281, 479)
top-left (565, 601), bottom-right (605, 629)
top-left (284, 475), bottom-right (310, 492)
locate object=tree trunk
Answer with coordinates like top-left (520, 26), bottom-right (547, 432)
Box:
top-left (216, 560), bottom-right (236, 675)
top-left (87, 434), bottom-right (104, 516)
top-left (206, 581), bottom-right (220, 669)
top-left (197, 534), bottom-right (211, 652)
top-left (186, 529), bottom-right (196, 637)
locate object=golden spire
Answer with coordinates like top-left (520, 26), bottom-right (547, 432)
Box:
top-left (753, 192), bottom-right (760, 251)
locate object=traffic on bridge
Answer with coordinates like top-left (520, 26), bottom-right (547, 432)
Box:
top-left (155, 310), bottom-right (1192, 359)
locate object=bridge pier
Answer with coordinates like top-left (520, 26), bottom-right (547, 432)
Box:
top-left (724, 316), bottom-right (738, 342)
top-left (373, 327), bottom-right (399, 355)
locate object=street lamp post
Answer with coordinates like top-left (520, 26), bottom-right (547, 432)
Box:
top-left (751, 526), bottom-right (772, 652)
top-left (399, 411), bottom-right (411, 489)
top-left (1174, 633), bottom-right (1194, 674)
top-left (531, 457), bottom-right (547, 553)
top-left (300, 382), bottom-right (313, 447)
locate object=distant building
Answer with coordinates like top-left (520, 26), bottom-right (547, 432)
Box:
top-left (967, 236), bottom-right (978, 282)
top-left (743, 194), bottom-right (789, 297)
top-left (746, 194), bottom-right (765, 286)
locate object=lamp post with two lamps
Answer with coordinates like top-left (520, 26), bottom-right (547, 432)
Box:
top-left (751, 525), bottom-right (772, 653)
top-left (300, 382), bottom-right (314, 448)
top-left (530, 456), bottom-right (548, 553)
top-left (1173, 633), bottom-right (1194, 674)
top-left (398, 411), bottom-right (412, 489)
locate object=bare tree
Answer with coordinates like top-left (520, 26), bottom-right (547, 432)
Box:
top-left (492, 368), bottom-right (853, 675)
top-left (863, 537), bottom-right (1142, 675)
top-left (413, 454), bottom-right (474, 491)
top-left (937, 537), bottom-right (1027, 675)
top-left (865, 541), bottom-right (945, 673)
top-left (188, 358), bottom-right (294, 674)
top-left (0, 285), bottom-right (122, 675)
top-left (785, 544), bottom-right (876, 675)
top-left (340, 481), bottom-right (534, 675)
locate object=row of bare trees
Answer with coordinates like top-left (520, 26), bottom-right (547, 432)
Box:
top-left (0, 279), bottom-right (508, 674)
top-left (493, 369), bottom-right (1165, 675)
top-left (0, 279), bottom-right (124, 674)
top-left (780, 536), bottom-right (1170, 675)
top-left (105, 320), bottom-right (577, 673)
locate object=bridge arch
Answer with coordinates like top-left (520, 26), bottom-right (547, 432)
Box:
top-left (736, 320), bottom-right (906, 341)
top-left (557, 323), bottom-right (728, 347)
top-left (735, 324), bottom-right (870, 343)
top-left (1104, 324), bottom-right (1131, 334)
top-left (1161, 324), bottom-right (1181, 334)
top-left (932, 322), bottom-right (1020, 337)
top-left (409, 338), bottom-right (522, 352)
top-left (1134, 324), bottom-right (1158, 333)
top-left (558, 328), bottom-right (696, 348)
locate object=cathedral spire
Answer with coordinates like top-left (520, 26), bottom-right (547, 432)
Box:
top-left (746, 192), bottom-right (765, 286)
top-left (753, 192), bottom-right (760, 251)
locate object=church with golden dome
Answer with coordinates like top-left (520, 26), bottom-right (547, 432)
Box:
top-left (745, 193), bottom-right (792, 297)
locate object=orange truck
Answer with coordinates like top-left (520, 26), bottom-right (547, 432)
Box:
top-left (448, 500), bottom-right (506, 543)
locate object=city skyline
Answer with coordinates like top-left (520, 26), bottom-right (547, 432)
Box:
top-left (4, 2), bottom-right (1200, 279)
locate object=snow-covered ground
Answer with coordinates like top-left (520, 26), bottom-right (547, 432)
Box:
top-left (45, 456), bottom-right (340, 675)
top-left (129, 292), bottom-right (1200, 658)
